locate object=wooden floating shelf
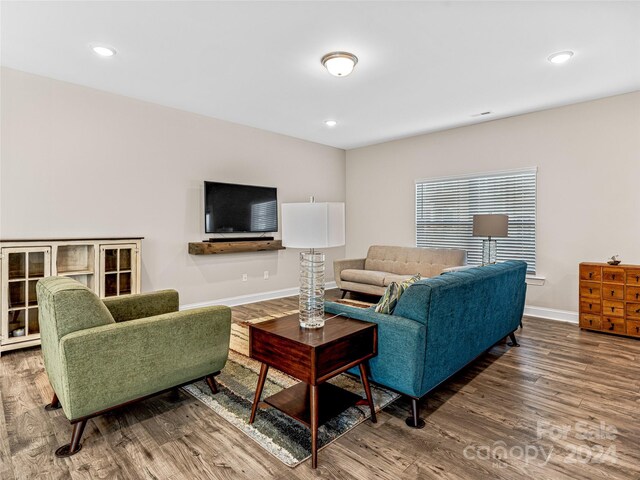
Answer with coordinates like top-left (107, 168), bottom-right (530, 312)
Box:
top-left (188, 240), bottom-right (285, 255)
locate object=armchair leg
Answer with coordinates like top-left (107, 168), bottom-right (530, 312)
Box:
top-left (205, 374), bottom-right (219, 395)
top-left (55, 420), bottom-right (87, 457)
top-left (405, 397), bottom-right (425, 429)
top-left (45, 392), bottom-right (61, 411)
top-left (341, 290), bottom-right (348, 299)
top-left (508, 332), bottom-right (520, 347)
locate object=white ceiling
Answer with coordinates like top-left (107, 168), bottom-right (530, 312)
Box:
top-left (2, 1), bottom-right (639, 149)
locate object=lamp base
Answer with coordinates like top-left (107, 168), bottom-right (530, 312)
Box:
top-left (299, 251), bottom-right (326, 329)
top-left (482, 239), bottom-right (497, 265)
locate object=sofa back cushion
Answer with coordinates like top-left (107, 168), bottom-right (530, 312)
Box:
top-left (364, 245), bottom-right (466, 278)
top-left (394, 261), bottom-right (526, 326)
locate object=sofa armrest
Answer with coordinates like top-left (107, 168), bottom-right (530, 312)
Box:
top-left (333, 258), bottom-right (366, 289)
top-left (102, 290), bottom-right (179, 322)
top-left (58, 306), bottom-right (231, 420)
top-left (325, 301), bottom-right (427, 397)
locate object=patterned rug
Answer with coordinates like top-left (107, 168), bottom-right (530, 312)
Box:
top-left (183, 310), bottom-right (400, 467)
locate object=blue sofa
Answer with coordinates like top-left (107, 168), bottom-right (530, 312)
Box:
top-left (325, 260), bottom-right (527, 427)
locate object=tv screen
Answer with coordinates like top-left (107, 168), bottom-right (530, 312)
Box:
top-left (204, 182), bottom-right (278, 233)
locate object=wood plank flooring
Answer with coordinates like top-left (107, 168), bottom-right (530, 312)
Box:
top-left (1, 290), bottom-right (639, 479)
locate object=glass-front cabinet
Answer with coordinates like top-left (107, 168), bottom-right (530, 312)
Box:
top-left (100, 244), bottom-right (139, 297)
top-left (1, 247), bottom-right (51, 348)
top-left (1, 238), bottom-right (142, 355)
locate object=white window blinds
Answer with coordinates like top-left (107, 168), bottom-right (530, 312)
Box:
top-left (416, 168), bottom-right (537, 273)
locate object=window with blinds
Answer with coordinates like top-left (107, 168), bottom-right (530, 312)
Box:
top-left (416, 168), bottom-right (537, 273)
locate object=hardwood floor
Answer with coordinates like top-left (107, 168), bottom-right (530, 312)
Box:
top-left (1, 290), bottom-right (639, 479)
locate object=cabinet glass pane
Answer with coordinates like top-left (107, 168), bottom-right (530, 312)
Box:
top-left (119, 272), bottom-right (132, 295)
top-left (105, 249), bottom-right (118, 272)
top-left (9, 281), bottom-right (26, 309)
top-left (120, 249), bottom-right (132, 270)
top-left (104, 273), bottom-right (118, 297)
top-left (28, 280), bottom-right (39, 306)
top-left (28, 307), bottom-right (40, 335)
top-left (28, 251), bottom-right (46, 278)
top-left (8, 310), bottom-right (26, 337)
top-left (8, 252), bottom-right (26, 279)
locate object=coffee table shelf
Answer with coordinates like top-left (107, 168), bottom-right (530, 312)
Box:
top-left (264, 382), bottom-right (361, 428)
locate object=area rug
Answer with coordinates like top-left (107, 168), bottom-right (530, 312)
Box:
top-left (183, 311), bottom-right (400, 467)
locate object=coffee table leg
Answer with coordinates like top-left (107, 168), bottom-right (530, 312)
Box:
top-left (310, 384), bottom-right (319, 469)
top-left (249, 364), bottom-right (269, 424)
top-left (359, 362), bottom-right (377, 423)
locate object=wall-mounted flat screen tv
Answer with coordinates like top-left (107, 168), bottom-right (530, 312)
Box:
top-left (204, 181), bottom-right (278, 233)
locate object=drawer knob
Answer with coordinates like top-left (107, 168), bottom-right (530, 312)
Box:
top-left (636, 293), bottom-right (639, 300)
top-left (589, 319), bottom-right (593, 325)
top-left (636, 309), bottom-right (640, 313)
top-left (611, 307), bottom-right (615, 312)
top-left (611, 290), bottom-right (615, 296)
top-left (589, 303), bottom-right (593, 309)
top-left (589, 272), bottom-right (593, 279)
top-left (589, 288), bottom-right (593, 294)
top-left (609, 323), bottom-right (615, 331)
top-left (637, 275), bottom-right (639, 282)
top-left (612, 274), bottom-right (616, 280)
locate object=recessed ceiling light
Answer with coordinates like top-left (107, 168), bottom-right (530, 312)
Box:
top-left (547, 51), bottom-right (573, 64)
top-left (91, 44), bottom-right (117, 57)
top-left (325, 120), bottom-right (337, 127)
top-left (321, 52), bottom-right (358, 77)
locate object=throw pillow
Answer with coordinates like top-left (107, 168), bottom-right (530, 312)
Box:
top-left (375, 282), bottom-right (400, 314)
top-left (398, 273), bottom-right (421, 295)
top-left (375, 274), bottom-right (422, 314)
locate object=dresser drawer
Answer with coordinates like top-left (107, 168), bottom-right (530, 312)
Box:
top-left (626, 320), bottom-right (640, 337)
top-left (580, 300), bottom-right (601, 314)
top-left (626, 302), bottom-right (640, 319)
top-left (602, 300), bottom-right (624, 317)
top-left (626, 269), bottom-right (640, 286)
top-left (602, 316), bottom-right (625, 334)
top-left (601, 283), bottom-right (624, 301)
top-left (579, 314), bottom-right (601, 330)
top-left (579, 265), bottom-right (601, 282)
top-left (602, 267), bottom-right (624, 283)
top-left (579, 282), bottom-right (601, 299)
top-left (626, 286), bottom-right (640, 302)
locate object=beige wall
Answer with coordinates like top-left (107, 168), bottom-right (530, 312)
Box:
top-left (345, 92), bottom-right (640, 312)
top-left (0, 68), bottom-right (346, 305)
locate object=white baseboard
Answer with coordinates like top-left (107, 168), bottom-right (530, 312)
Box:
top-left (181, 281), bottom-right (338, 310)
top-left (524, 305), bottom-right (578, 324)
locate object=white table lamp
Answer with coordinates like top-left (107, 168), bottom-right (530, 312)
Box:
top-left (282, 199), bottom-right (345, 328)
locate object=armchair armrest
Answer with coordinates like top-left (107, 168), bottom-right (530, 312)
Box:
top-left (333, 258), bottom-right (366, 289)
top-left (58, 306), bottom-right (231, 421)
top-left (102, 290), bottom-right (179, 322)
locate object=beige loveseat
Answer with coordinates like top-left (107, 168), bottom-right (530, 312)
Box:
top-left (334, 245), bottom-right (467, 297)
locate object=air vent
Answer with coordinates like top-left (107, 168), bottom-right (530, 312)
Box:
top-left (471, 111), bottom-right (493, 118)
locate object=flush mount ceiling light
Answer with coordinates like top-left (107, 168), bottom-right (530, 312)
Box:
top-left (321, 51), bottom-right (358, 77)
top-left (547, 50), bottom-right (573, 64)
top-left (324, 120), bottom-right (337, 127)
top-left (90, 44), bottom-right (117, 57)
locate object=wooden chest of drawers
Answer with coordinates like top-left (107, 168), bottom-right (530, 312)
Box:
top-left (579, 262), bottom-right (640, 338)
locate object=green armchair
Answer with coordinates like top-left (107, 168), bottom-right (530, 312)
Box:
top-left (36, 277), bottom-right (231, 457)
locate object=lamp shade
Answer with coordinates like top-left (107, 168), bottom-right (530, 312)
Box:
top-left (281, 202), bottom-right (345, 249)
top-left (472, 214), bottom-right (509, 237)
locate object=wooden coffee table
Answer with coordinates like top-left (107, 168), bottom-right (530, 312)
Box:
top-left (248, 313), bottom-right (378, 469)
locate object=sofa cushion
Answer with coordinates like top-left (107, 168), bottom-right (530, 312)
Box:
top-left (383, 273), bottom-right (413, 286)
top-left (340, 269), bottom-right (387, 287)
top-left (365, 245), bottom-right (466, 278)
